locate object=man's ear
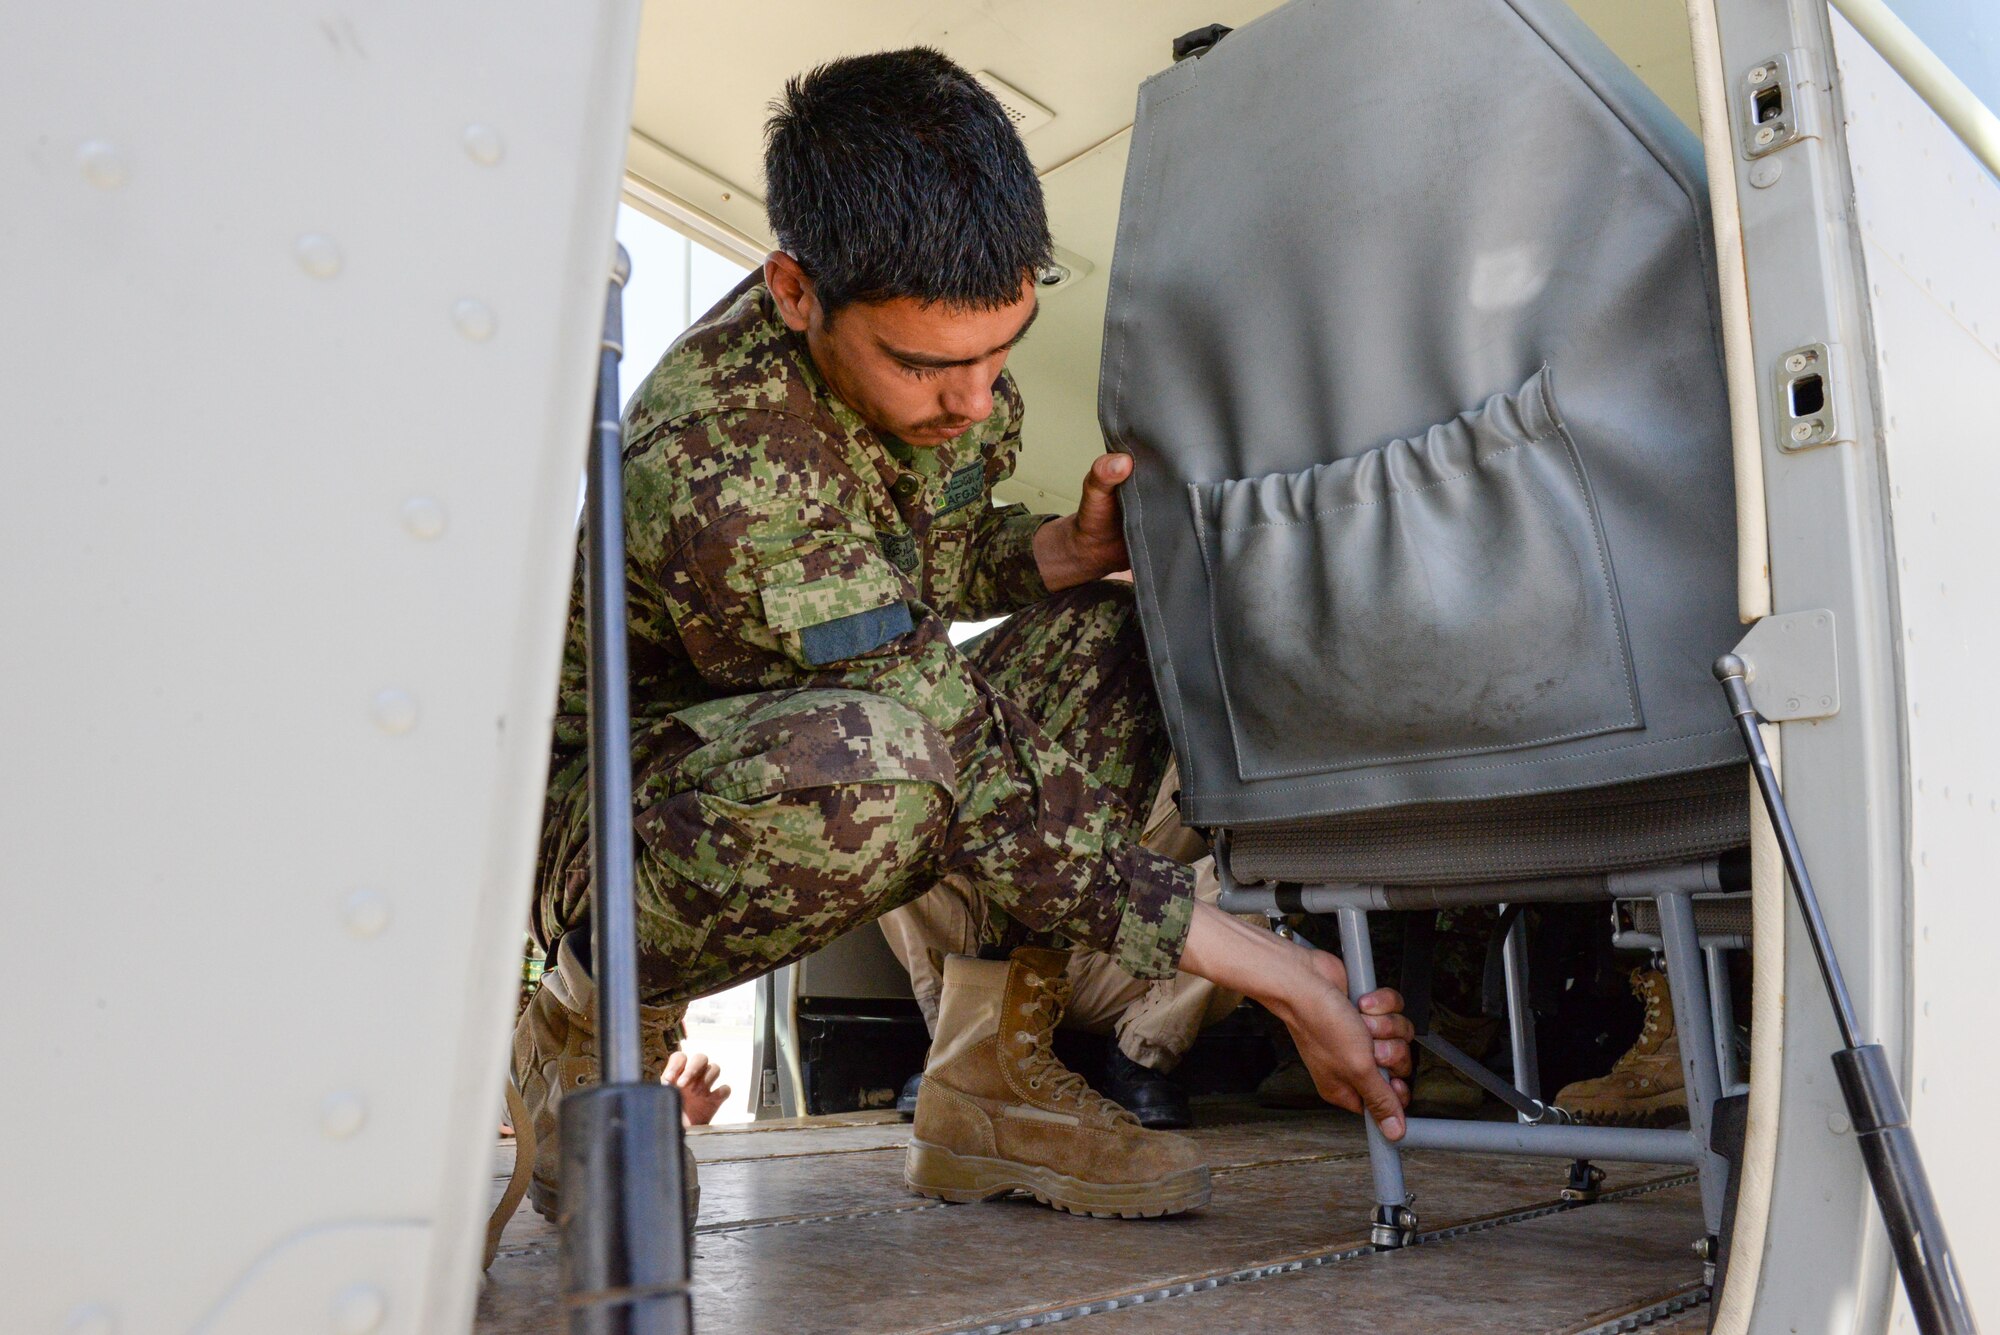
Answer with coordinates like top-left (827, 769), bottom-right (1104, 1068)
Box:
top-left (763, 251), bottom-right (816, 332)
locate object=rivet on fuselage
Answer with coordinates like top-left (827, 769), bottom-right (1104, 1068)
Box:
top-left (402, 497), bottom-right (448, 539)
top-left (343, 890), bottom-right (391, 938)
top-left (296, 234), bottom-right (344, 280)
top-left (331, 1284), bottom-right (387, 1335)
top-left (462, 124), bottom-right (505, 166)
top-left (453, 299), bottom-right (497, 341)
top-left (370, 689), bottom-right (418, 735)
top-left (64, 1305), bottom-right (118, 1335)
top-left (321, 1091), bottom-right (367, 1139)
top-left (77, 141), bottom-right (129, 189)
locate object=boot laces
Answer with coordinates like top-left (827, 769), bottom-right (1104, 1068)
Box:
top-left (1014, 972), bottom-right (1138, 1127)
top-left (1612, 970), bottom-right (1674, 1068)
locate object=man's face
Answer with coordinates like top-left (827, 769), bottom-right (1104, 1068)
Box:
top-left (766, 254), bottom-right (1039, 447)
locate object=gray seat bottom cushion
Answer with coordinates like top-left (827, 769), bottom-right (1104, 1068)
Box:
top-left (1226, 764), bottom-right (1748, 887)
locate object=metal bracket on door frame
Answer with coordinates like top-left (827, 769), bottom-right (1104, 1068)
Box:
top-left (1730, 608), bottom-right (1840, 722)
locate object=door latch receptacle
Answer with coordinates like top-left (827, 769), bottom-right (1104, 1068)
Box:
top-left (1773, 342), bottom-right (1848, 451)
top-left (1741, 53), bottom-right (1806, 158)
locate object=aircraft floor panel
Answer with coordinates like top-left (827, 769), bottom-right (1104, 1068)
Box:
top-left (476, 1098), bottom-right (1707, 1333)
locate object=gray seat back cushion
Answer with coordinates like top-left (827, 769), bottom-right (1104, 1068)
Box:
top-left (1099, 0), bottom-right (1745, 836)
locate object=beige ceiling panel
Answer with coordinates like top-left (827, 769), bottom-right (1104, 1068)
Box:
top-left (625, 0), bottom-right (1701, 511)
top-left (626, 1), bottom-right (1283, 251)
top-left (1569, 0), bottom-right (1700, 127)
top-left (624, 131), bottom-right (767, 263)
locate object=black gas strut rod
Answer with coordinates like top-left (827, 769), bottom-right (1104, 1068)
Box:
top-left (560, 243), bottom-right (694, 1335)
top-left (1714, 655), bottom-right (1973, 1335)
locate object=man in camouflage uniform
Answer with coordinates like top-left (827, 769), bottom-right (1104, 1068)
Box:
top-left (514, 47), bottom-right (1413, 1222)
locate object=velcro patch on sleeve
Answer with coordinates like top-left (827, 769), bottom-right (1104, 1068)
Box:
top-left (758, 561), bottom-right (914, 666)
top-left (796, 601), bottom-right (915, 666)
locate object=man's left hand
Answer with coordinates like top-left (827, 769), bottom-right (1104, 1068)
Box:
top-left (1034, 453), bottom-right (1134, 591)
top-left (664, 1050), bottom-right (732, 1127)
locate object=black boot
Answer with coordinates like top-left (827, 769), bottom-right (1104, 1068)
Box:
top-left (1102, 1047), bottom-right (1192, 1130)
top-left (896, 1070), bottom-right (923, 1119)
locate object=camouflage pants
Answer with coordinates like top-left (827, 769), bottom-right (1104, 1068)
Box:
top-left (535, 582), bottom-right (1173, 1007)
top-left (880, 761), bottom-right (1242, 1072)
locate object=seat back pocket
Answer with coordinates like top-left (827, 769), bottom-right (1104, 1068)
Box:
top-left (1189, 367), bottom-right (1640, 782)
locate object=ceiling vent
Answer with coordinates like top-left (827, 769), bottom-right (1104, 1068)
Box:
top-left (975, 71), bottom-right (1055, 136)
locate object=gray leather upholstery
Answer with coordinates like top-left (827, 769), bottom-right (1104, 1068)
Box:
top-left (1100, 0), bottom-right (1744, 838)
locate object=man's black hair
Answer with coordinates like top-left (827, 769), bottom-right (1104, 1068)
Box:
top-left (765, 48), bottom-right (1053, 316)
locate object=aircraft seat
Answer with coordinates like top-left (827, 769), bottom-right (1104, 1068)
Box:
top-left (1098, 0), bottom-right (1748, 1251)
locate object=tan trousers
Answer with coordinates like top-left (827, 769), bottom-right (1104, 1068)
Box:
top-left (881, 764), bottom-right (1241, 1072)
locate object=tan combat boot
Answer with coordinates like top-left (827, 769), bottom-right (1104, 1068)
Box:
top-left (511, 933), bottom-right (697, 1222)
top-left (905, 948), bottom-right (1211, 1219)
top-left (1553, 967), bottom-right (1686, 1126)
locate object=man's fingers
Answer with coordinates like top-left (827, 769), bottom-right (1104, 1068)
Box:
top-left (663, 1050), bottom-right (687, 1081)
top-left (1364, 1011), bottom-right (1415, 1042)
top-left (710, 1082), bottom-right (731, 1103)
top-left (1374, 1039), bottom-right (1413, 1076)
top-left (1321, 1064), bottom-right (1410, 1135)
top-left (1077, 454), bottom-right (1133, 514)
top-left (1358, 987), bottom-right (1404, 1016)
top-left (1362, 1072), bottom-right (1407, 1140)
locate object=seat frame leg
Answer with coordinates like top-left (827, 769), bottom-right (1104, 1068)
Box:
top-left (1653, 887), bottom-right (1732, 1243)
top-left (1499, 904), bottom-right (1541, 1111)
top-left (1335, 906), bottom-right (1417, 1248)
top-left (1499, 907), bottom-right (1606, 1197)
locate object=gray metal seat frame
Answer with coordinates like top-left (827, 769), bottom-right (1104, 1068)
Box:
top-left (1218, 858), bottom-right (1733, 1254)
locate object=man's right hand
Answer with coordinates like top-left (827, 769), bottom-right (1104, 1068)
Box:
top-left (1273, 948), bottom-right (1413, 1137)
top-left (1175, 901), bottom-right (1414, 1138)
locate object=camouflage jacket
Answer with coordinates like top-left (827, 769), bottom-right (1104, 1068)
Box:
top-left (547, 276), bottom-right (1193, 979)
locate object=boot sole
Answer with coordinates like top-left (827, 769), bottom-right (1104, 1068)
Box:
top-left (904, 1140), bottom-right (1211, 1219)
top-left (1563, 1096), bottom-right (1688, 1128)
